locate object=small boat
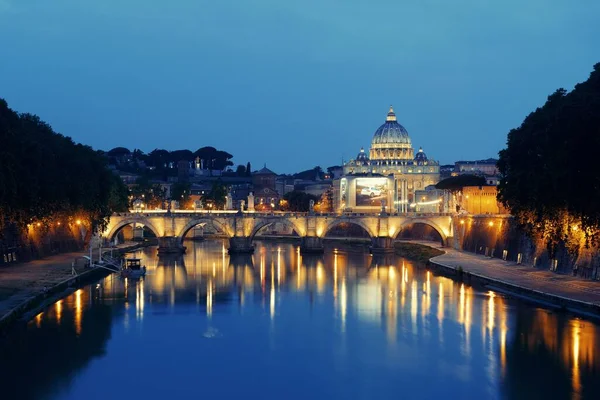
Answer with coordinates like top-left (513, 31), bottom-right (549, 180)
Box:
top-left (121, 258), bottom-right (147, 278)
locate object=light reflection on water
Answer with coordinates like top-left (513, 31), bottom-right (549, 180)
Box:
top-left (0, 240), bottom-right (599, 400)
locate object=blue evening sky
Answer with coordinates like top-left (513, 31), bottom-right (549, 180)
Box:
top-left (1, 1), bottom-right (598, 173)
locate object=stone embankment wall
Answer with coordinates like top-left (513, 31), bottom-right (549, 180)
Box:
top-left (0, 224), bottom-right (86, 266)
top-left (451, 215), bottom-right (600, 280)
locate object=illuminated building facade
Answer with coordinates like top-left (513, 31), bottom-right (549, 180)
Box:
top-left (460, 186), bottom-right (508, 214)
top-left (337, 106), bottom-right (440, 212)
top-left (252, 165), bottom-right (280, 210)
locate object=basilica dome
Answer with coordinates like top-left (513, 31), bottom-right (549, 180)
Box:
top-left (371, 106), bottom-right (411, 146)
top-left (369, 106), bottom-right (414, 162)
top-left (414, 147), bottom-right (428, 165)
top-left (356, 147), bottom-right (369, 164)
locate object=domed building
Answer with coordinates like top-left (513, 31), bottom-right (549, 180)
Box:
top-left (338, 106), bottom-right (440, 212)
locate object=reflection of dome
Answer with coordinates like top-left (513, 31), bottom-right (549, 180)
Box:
top-left (414, 147), bottom-right (428, 165)
top-left (356, 147), bottom-right (369, 165)
top-left (371, 106), bottom-right (411, 146)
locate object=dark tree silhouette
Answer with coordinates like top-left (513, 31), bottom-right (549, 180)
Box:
top-left (498, 63), bottom-right (600, 248)
top-left (0, 98), bottom-right (129, 235)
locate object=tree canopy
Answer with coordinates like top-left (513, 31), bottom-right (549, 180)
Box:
top-left (435, 175), bottom-right (487, 191)
top-left (0, 98), bottom-right (129, 235)
top-left (203, 180), bottom-right (228, 209)
top-left (281, 191), bottom-right (319, 212)
top-left (498, 63), bottom-right (600, 248)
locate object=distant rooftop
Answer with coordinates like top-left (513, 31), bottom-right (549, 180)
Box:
top-left (455, 158), bottom-right (498, 165)
top-left (254, 164), bottom-right (277, 175)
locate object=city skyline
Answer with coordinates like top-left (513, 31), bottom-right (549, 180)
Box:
top-left (1, 1), bottom-right (599, 172)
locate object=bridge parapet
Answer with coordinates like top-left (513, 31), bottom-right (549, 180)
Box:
top-left (104, 211), bottom-right (459, 255)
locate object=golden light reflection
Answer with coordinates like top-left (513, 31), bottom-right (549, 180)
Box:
top-left (260, 252), bottom-right (265, 289)
top-left (572, 323), bottom-right (581, 398)
top-left (333, 253), bottom-right (338, 300)
top-left (500, 323), bottom-right (507, 377)
top-left (459, 284), bottom-right (465, 324)
top-left (487, 291), bottom-right (495, 332)
top-left (74, 289), bottom-right (82, 335)
top-left (316, 263), bottom-right (326, 294)
top-left (277, 247), bottom-right (281, 285)
top-left (35, 312), bottom-right (43, 328)
top-left (458, 283), bottom-right (472, 355)
top-left (400, 264), bottom-right (406, 309)
top-left (270, 285), bottom-right (275, 320)
top-left (411, 280), bottom-right (417, 333)
top-left (387, 285), bottom-right (398, 345)
top-left (437, 282), bottom-right (444, 324)
top-left (206, 283), bottom-right (213, 317)
top-left (340, 279), bottom-right (347, 332)
top-left (55, 300), bottom-right (62, 325)
top-left (136, 280), bottom-right (145, 321)
top-left (423, 271), bottom-right (431, 319)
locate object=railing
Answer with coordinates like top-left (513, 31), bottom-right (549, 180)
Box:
top-left (112, 211), bottom-right (459, 218)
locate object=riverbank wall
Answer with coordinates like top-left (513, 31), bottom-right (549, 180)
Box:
top-left (428, 253), bottom-right (600, 319)
top-left (0, 242), bottom-right (146, 335)
top-left (451, 215), bottom-right (600, 280)
top-left (0, 223), bottom-right (86, 267)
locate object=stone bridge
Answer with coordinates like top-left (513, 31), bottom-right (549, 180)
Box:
top-left (103, 210), bottom-right (455, 254)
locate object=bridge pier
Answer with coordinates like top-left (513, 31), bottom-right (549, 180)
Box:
top-left (300, 236), bottom-right (324, 254)
top-left (228, 236), bottom-right (254, 254)
top-left (369, 236), bottom-right (395, 255)
top-left (157, 236), bottom-right (186, 254)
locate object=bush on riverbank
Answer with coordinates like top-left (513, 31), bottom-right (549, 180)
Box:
top-left (394, 242), bottom-right (443, 263)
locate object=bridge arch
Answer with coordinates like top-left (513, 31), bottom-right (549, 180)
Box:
top-left (396, 219), bottom-right (447, 244)
top-left (178, 218), bottom-right (234, 243)
top-left (249, 217), bottom-right (306, 240)
top-left (322, 218), bottom-right (376, 238)
top-left (105, 218), bottom-right (161, 242)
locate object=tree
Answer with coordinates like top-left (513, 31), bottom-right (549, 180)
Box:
top-left (282, 191), bottom-right (320, 212)
top-left (171, 181), bottom-right (191, 207)
top-left (246, 162), bottom-right (252, 176)
top-left (204, 180), bottom-right (228, 209)
top-left (235, 164), bottom-right (246, 176)
top-left (130, 176), bottom-right (165, 210)
top-left (435, 175), bottom-right (487, 191)
top-left (0, 98), bottom-right (129, 236)
top-left (169, 149), bottom-right (194, 163)
top-left (314, 187), bottom-right (333, 212)
top-left (293, 166), bottom-right (324, 181)
top-left (194, 147), bottom-right (233, 172)
top-left (498, 63), bottom-right (600, 250)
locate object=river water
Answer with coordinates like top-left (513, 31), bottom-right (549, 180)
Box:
top-left (1, 240), bottom-right (599, 400)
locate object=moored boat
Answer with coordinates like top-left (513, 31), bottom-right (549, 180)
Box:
top-left (121, 258), bottom-right (146, 278)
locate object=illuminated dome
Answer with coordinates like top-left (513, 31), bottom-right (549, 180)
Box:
top-left (369, 106), bottom-right (414, 162)
top-left (371, 106), bottom-right (411, 146)
top-left (414, 147), bottom-right (428, 165)
top-left (356, 147), bottom-right (369, 165)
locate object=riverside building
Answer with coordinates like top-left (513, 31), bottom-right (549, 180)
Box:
top-left (335, 106), bottom-right (440, 213)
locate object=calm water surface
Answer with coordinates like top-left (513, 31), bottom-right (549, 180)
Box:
top-left (1, 240), bottom-right (600, 400)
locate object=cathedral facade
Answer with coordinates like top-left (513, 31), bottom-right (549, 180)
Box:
top-left (335, 106), bottom-right (440, 213)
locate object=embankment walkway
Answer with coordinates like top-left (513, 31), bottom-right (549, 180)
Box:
top-left (0, 243), bottom-right (140, 326)
top-left (413, 241), bottom-right (600, 313)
